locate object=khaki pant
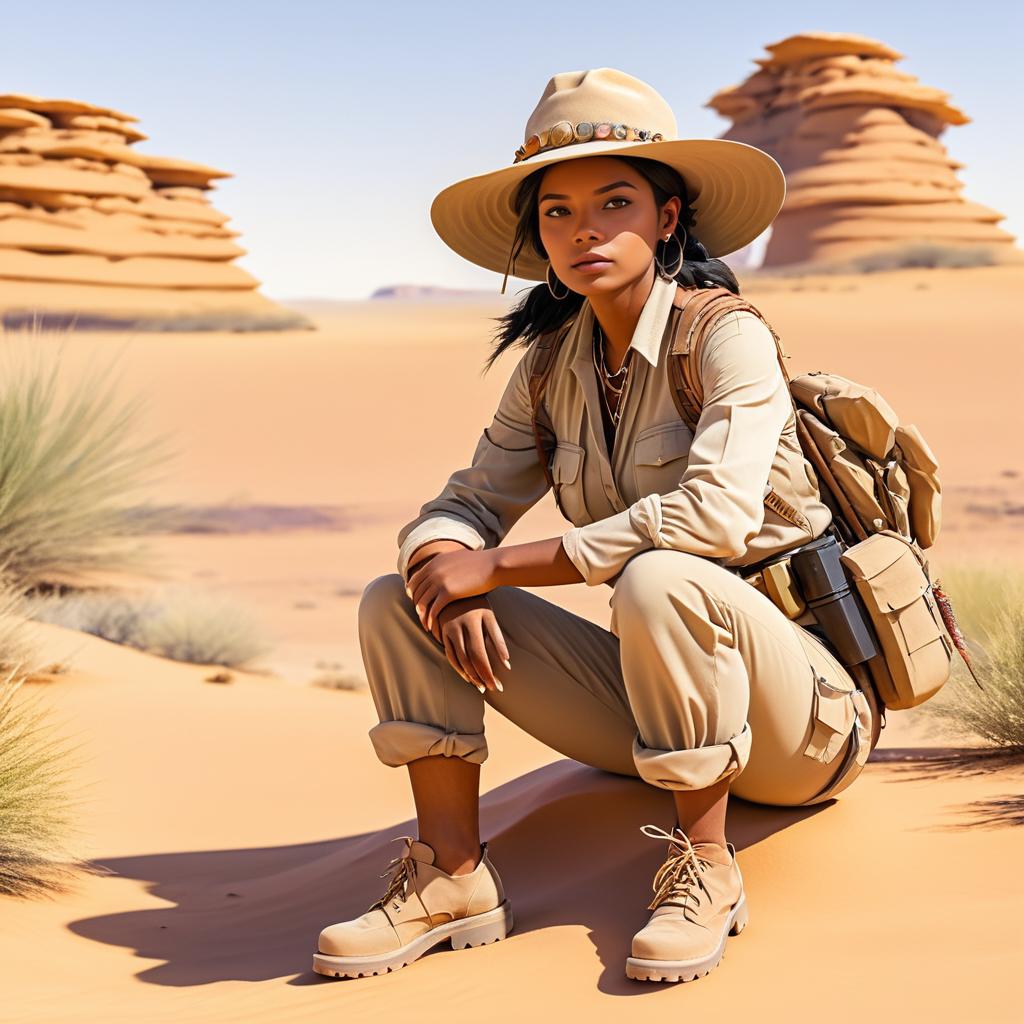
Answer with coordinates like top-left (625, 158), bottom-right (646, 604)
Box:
top-left (359, 549), bottom-right (873, 807)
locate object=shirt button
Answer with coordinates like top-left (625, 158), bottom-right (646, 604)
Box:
top-left (656, 455), bottom-right (663, 464)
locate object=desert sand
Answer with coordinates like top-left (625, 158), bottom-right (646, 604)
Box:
top-left (2, 263), bottom-right (1023, 1021)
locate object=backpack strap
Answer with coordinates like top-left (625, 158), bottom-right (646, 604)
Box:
top-left (667, 286), bottom-right (811, 531)
top-left (528, 319), bottom-right (574, 491)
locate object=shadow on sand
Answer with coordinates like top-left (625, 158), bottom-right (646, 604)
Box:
top-left (68, 745), bottom-right (1021, 992)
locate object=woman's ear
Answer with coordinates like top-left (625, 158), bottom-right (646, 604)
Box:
top-left (659, 196), bottom-right (682, 237)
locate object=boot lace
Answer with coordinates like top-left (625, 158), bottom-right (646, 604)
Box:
top-left (640, 824), bottom-right (714, 915)
top-left (367, 834), bottom-right (423, 913)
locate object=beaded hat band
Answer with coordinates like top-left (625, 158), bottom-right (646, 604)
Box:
top-left (514, 121), bottom-right (665, 164)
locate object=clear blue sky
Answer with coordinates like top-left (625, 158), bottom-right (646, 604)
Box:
top-left (7, 1), bottom-right (1021, 300)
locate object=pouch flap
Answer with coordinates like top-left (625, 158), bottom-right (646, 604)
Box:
top-left (840, 531), bottom-right (908, 581)
top-left (841, 533), bottom-right (929, 612)
top-left (789, 371), bottom-right (897, 460)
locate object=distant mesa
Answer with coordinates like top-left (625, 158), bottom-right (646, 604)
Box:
top-left (0, 92), bottom-right (310, 330)
top-left (707, 32), bottom-right (1020, 267)
top-left (370, 284), bottom-right (506, 301)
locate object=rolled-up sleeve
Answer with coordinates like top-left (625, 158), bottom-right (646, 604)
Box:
top-left (560, 310), bottom-right (791, 586)
top-left (397, 345), bottom-right (551, 580)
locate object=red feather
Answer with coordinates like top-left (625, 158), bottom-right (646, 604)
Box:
top-left (932, 578), bottom-right (984, 690)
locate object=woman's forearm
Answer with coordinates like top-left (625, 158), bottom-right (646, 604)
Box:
top-left (404, 539), bottom-right (471, 583)
top-left (492, 536), bottom-right (585, 588)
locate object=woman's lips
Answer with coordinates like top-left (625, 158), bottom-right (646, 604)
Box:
top-left (572, 259), bottom-right (613, 274)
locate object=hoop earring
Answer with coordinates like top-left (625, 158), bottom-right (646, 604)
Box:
top-left (655, 228), bottom-right (686, 278)
top-left (546, 263), bottom-right (570, 300)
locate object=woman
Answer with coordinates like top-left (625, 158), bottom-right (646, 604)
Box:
top-left (314, 67), bottom-right (875, 984)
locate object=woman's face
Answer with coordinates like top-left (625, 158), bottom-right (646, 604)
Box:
top-left (536, 156), bottom-right (680, 296)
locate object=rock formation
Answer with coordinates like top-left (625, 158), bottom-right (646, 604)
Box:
top-left (707, 32), bottom-right (1018, 267)
top-left (0, 93), bottom-right (309, 329)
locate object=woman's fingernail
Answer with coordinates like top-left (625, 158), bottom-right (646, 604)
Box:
top-left (495, 680), bottom-right (504, 692)
top-left (503, 658), bottom-right (511, 670)
top-left (476, 684), bottom-right (486, 694)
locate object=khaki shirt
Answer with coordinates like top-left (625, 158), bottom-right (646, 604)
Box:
top-left (397, 271), bottom-right (833, 588)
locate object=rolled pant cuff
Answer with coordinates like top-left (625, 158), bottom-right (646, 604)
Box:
top-left (632, 720), bottom-right (752, 791)
top-left (368, 720), bottom-right (488, 767)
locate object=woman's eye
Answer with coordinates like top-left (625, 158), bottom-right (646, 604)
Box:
top-left (544, 197), bottom-right (631, 218)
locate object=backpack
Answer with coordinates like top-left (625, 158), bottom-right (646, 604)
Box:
top-left (527, 283), bottom-right (980, 719)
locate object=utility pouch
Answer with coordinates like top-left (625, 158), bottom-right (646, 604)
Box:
top-left (838, 530), bottom-right (954, 710)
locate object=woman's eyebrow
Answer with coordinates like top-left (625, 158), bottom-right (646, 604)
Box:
top-left (539, 180), bottom-right (639, 202)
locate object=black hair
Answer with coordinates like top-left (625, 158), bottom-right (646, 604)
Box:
top-left (483, 154), bottom-right (740, 374)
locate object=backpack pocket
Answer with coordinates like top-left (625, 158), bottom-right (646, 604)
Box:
top-left (895, 424), bottom-right (942, 549)
top-left (839, 531), bottom-right (954, 709)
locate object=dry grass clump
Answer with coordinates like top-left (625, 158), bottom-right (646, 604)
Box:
top-left (917, 562), bottom-right (1024, 750)
top-left (0, 326), bottom-right (180, 590)
top-left (310, 659), bottom-right (367, 691)
top-left (746, 243), bottom-right (1009, 280)
top-left (23, 585), bottom-right (272, 668)
top-left (0, 579), bottom-right (92, 897)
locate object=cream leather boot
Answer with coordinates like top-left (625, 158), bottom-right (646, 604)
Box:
top-left (626, 824), bottom-right (748, 983)
top-left (313, 835), bottom-right (513, 978)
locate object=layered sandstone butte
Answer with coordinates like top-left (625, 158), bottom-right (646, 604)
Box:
top-left (0, 93), bottom-right (309, 329)
top-left (707, 32), bottom-right (1018, 267)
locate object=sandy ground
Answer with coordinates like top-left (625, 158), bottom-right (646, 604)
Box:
top-left (2, 264), bottom-right (1023, 1021)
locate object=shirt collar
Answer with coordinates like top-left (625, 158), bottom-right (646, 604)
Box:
top-left (574, 271), bottom-right (678, 370)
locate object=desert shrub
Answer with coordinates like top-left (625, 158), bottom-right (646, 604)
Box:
top-left (0, 326), bottom-right (180, 589)
top-left (23, 585), bottom-right (272, 668)
top-left (917, 562), bottom-right (1024, 749)
top-left (745, 243), bottom-right (1008, 280)
top-left (0, 578), bottom-right (89, 897)
top-left (310, 660), bottom-right (366, 691)
top-left (848, 243), bottom-right (1003, 273)
top-left (0, 579), bottom-right (37, 680)
top-left (0, 671), bottom-right (89, 897)
top-left (2, 309), bottom-right (314, 332)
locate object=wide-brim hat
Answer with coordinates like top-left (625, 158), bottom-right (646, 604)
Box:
top-left (430, 67), bottom-right (786, 284)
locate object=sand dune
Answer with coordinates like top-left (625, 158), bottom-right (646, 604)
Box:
top-left (4, 620), bottom-right (1020, 1021)
top-left (2, 264), bottom-right (1022, 1020)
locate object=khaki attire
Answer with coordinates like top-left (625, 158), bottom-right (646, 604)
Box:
top-left (364, 273), bottom-right (873, 807)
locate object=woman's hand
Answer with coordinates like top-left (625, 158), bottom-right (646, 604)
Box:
top-left (432, 595), bottom-right (511, 694)
top-left (406, 548), bottom-right (499, 635)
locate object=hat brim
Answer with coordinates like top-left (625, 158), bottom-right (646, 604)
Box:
top-left (430, 137), bottom-right (786, 281)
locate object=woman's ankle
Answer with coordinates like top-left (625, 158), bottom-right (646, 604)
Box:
top-left (420, 838), bottom-right (482, 876)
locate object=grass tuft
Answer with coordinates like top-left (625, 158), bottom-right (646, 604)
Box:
top-left (0, 323), bottom-right (181, 589)
top-left (917, 562), bottom-right (1024, 750)
top-left (0, 578), bottom-right (94, 897)
top-left (23, 585), bottom-right (272, 668)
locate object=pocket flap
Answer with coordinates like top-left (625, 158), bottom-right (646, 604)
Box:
top-left (840, 532), bottom-right (927, 612)
top-left (551, 443), bottom-right (583, 485)
top-left (634, 425), bottom-right (691, 466)
top-left (804, 669), bottom-right (856, 764)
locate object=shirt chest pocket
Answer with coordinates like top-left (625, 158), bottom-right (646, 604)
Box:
top-left (632, 423), bottom-right (692, 498)
top-left (550, 441), bottom-right (588, 524)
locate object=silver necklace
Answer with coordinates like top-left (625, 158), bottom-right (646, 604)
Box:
top-left (592, 322), bottom-right (633, 426)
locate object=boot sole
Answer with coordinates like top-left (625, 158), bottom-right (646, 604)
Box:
top-left (313, 899), bottom-right (513, 979)
top-left (625, 891), bottom-right (748, 983)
